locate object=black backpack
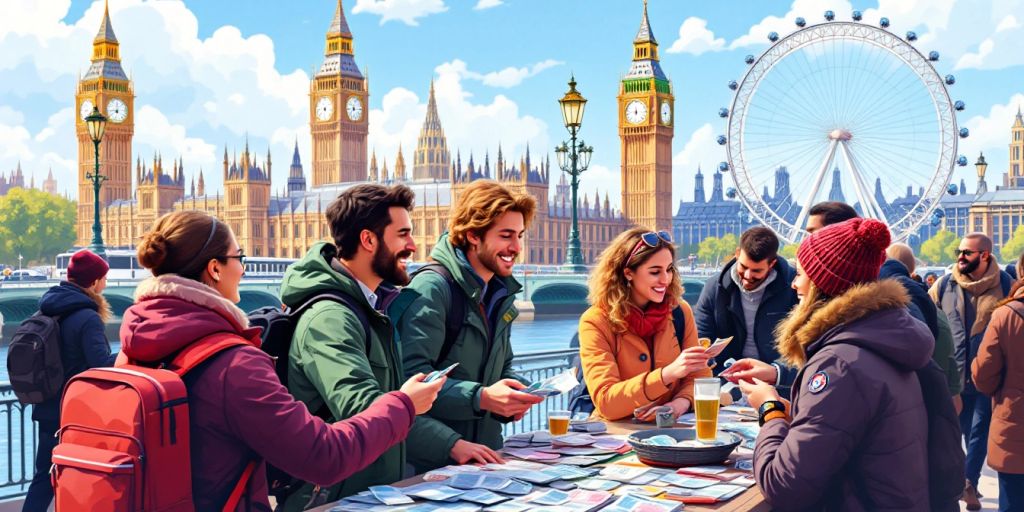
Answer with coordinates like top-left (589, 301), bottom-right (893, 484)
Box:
top-left (915, 359), bottom-right (966, 511)
top-left (392, 263), bottom-right (467, 367)
top-left (567, 306), bottom-right (688, 415)
top-left (247, 290), bottom-right (371, 507)
top-left (6, 312), bottom-right (64, 405)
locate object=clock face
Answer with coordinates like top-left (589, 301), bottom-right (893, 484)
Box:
top-left (346, 96), bottom-right (363, 121)
top-left (315, 96), bottom-right (334, 121)
top-left (625, 100), bottom-right (648, 124)
top-left (80, 100), bottom-right (95, 121)
top-left (107, 99), bottom-right (128, 123)
top-left (660, 101), bottom-right (672, 125)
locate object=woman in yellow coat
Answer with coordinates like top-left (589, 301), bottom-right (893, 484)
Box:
top-left (579, 227), bottom-right (713, 421)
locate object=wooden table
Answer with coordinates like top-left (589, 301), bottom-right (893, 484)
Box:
top-left (311, 421), bottom-right (768, 511)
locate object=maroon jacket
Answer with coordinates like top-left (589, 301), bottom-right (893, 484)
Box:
top-left (755, 280), bottom-right (934, 511)
top-left (120, 275), bottom-right (415, 511)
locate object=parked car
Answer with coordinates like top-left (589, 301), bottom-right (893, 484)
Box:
top-left (3, 269), bottom-right (48, 281)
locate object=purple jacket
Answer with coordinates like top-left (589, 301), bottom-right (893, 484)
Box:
top-left (120, 275), bottom-right (415, 511)
top-left (755, 280), bottom-right (934, 511)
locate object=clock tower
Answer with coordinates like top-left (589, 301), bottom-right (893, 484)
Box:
top-left (310, 0), bottom-right (368, 186)
top-left (618, 0), bottom-right (673, 232)
top-left (75, 1), bottom-right (134, 246)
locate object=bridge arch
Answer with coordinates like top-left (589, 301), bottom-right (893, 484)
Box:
top-left (530, 283), bottom-right (589, 315)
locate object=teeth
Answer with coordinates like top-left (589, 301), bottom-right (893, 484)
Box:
top-left (499, 255), bottom-right (514, 262)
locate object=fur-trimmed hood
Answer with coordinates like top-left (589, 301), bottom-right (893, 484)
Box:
top-left (120, 274), bottom-right (261, 363)
top-left (775, 279), bottom-right (933, 370)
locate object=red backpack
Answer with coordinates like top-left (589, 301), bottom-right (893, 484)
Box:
top-left (52, 333), bottom-right (257, 511)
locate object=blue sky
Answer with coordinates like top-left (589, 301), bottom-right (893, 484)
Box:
top-left (1, 0), bottom-right (1021, 209)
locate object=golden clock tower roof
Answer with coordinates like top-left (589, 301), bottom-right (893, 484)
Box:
top-left (626, 0), bottom-right (666, 81)
top-left (84, 0), bottom-right (126, 80)
top-left (95, 1), bottom-right (118, 43)
top-left (328, 0), bottom-right (352, 37)
top-left (634, 0), bottom-right (656, 44)
top-left (318, 0), bottom-right (362, 79)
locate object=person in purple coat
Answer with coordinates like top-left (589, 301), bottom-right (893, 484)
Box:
top-left (737, 218), bottom-right (934, 511)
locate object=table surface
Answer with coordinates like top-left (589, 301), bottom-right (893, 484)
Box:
top-left (310, 420), bottom-right (768, 511)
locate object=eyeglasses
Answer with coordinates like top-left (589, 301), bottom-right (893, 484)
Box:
top-left (222, 253), bottom-right (247, 266)
top-left (955, 249), bottom-right (982, 258)
top-left (626, 231), bottom-right (673, 266)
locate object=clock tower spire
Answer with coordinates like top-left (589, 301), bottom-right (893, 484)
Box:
top-left (310, 0), bottom-right (369, 186)
top-left (618, 0), bottom-right (673, 232)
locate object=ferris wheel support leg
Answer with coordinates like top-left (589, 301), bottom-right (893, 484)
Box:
top-left (840, 142), bottom-right (887, 222)
top-left (793, 138), bottom-right (840, 236)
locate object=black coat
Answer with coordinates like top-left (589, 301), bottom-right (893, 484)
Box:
top-left (694, 257), bottom-right (799, 389)
top-left (34, 282), bottom-right (116, 423)
top-left (879, 259), bottom-right (940, 340)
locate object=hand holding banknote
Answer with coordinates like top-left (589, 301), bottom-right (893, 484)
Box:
top-left (661, 346), bottom-right (710, 383)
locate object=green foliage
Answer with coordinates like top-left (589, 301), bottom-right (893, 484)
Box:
top-left (1001, 225), bottom-right (1024, 263)
top-left (779, 244), bottom-right (798, 260)
top-left (920, 230), bottom-right (958, 265)
top-left (697, 233), bottom-right (739, 266)
top-left (0, 188), bottom-right (77, 265)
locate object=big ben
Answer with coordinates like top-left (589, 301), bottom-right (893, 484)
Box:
top-left (618, 0), bottom-right (673, 232)
top-left (310, 0), bottom-right (368, 186)
top-left (75, 2), bottom-right (134, 246)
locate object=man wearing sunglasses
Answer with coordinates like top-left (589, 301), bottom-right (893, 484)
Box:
top-left (929, 233), bottom-right (1014, 510)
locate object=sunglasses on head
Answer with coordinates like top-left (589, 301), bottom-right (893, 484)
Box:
top-left (626, 231), bottom-right (672, 266)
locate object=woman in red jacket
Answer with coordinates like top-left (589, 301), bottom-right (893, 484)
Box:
top-left (120, 211), bottom-right (444, 510)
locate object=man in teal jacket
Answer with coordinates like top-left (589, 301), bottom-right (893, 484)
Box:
top-left (391, 180), bottom-right (546, 472)
top-left (280, 184), bottom-right (477, 508)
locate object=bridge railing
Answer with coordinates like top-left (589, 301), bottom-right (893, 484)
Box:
top-left (0, 347), bottom-right (579, 499)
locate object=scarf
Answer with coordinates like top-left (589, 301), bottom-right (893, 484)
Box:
top-left (952, 260), bottom-right (1005, 338)
top-left (625, 299), bottom-right (672, 343)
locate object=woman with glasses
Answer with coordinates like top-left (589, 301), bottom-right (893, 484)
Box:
top-left (578, 227), bottom-right (712, 422)
top-left (115, 211), bottom-right (445, 510)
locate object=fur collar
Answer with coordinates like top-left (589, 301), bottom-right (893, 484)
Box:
top-left (775, 279), bottom-right (909, 367)
top-left (134, 274), bottom-right (250, 329)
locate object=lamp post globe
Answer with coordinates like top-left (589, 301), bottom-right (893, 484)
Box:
top-left (556, 76), bottom-right (591, 273)
top-left (84, 106), bottom-right (108, 257)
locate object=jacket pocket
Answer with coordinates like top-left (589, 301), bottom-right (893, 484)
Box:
top-left (51, 443), bottom-right (140, 512)
top-left (995, 388), bottom-right (1022, 420)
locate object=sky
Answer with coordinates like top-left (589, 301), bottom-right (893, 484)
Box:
top-left (0, 0), bottom-right (1021, 210)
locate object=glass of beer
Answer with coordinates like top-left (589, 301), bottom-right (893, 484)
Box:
top-left (548, 410), bottom-right (570, 436)
top-left (694, 378), bottom-right (721, 442)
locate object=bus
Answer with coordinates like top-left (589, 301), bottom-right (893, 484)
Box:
top-left (55, 249), bottom-right (299, 281)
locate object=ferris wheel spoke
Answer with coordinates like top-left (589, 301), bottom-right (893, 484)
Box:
top-left (753, 76), bottom-right (833, 129)
top-left (793, 138), bottom-right (841, 233)
top-left (841, 142), bottom-right (888, 222)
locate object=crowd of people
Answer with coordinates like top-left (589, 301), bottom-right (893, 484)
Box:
top-left (15, 184), bottom-right (1024, 511)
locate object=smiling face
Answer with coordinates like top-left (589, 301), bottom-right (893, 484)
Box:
top-left (469, 211), bottom-right (524, 279)
top-left (792, 259), bottom-right (812, 304)
top-left (371, 206), bottom-right (416, 285)
top-left (207, 233), bottom-right (245, 304)
top-left (734, 249), bottom-right (776, 291)
top-left (624, 247), bottom-right (675, 307)
top-left (956, 238), bottom-right (988, 276)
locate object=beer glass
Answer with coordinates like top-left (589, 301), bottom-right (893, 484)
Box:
top-left (548, 410), bottom-right (570, 436)
top-left (694, 378), bottom-right (721, 441)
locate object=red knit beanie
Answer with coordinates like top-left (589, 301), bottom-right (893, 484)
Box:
top-left (68, 250), bottom-right (109, 288)
top-left (797, 218), bottom-right (891, 297)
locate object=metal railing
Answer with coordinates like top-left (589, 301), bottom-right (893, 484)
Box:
top-left (0, 348), bottom-right (578, 499)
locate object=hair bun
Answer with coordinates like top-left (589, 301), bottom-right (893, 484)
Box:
top-left (137, 231), bottom-right (169, 270)
top-left (856, 218), bottom-right (891, 252)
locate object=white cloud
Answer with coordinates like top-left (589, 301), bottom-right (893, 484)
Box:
top-left (367, 59), bottom-right (549, 182)
top-left (666, 17), bottom-right (725, 55)
top-left (672, 123), bottom-right (730, 206)
top-left (960, 94), bottom-right (1024, 181)
top-left (352, 0), bottom-right (448, 26)
top-left (134, 105), bottom-right (218, 166)
top-left (579, 164), bottom-right (621, 210)
top-left (474, 0), bottom-right (503, 10)
top-left (730, 0), bottom-right (852, 49)
top-left (452, 59), bottom-right (563, 88)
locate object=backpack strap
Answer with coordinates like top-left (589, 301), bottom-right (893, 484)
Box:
top-left (165, 332), bottom-right (254, 376)
top-left (223, 460), bottom-right (258, 512)
top-left (1006, 299), bottom-right (1024, 322)
top-left (936, 273), bottom-right (952, 303)
top-left (291, 291), bottom-right (372, 356)
top-left (412, 263), bottom-right (467, 367)
top-left (671, 306), bottom-right (687, 350)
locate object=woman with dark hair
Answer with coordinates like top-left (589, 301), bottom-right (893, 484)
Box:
top-left (578, 227), bottom-right (712, 422)
top-left (736, 218), bottom-right (936, 510)
top-left (120, 211), bottom-right (444, 510)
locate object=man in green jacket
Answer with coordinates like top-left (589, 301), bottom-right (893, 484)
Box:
top-left (279, 184), bottom-right (476, 509)
top-left (391, 180), bottom-right (546, 472)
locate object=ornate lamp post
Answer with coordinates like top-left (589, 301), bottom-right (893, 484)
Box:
top-left (84, 106), bottom-right (108, 257)
top-left (555, 76), bottom-right (593, 273)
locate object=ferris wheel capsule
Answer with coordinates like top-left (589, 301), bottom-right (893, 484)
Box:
top-left (852, 10), bottom-right (863, 21)
top-left (880, 17), bottom-right (890, 28)
top-left (718, 161), bottom-right (729, 172)
top-left (795, 17), bottom-right (806, 27)
top-left (930, 215), bottom-right (942, 227)
top-left (727, 188), bottom-right (738, 199)
top-left (745, 55), bottom-right (755, 65)
top-left (947, 184), bottom-right (959, 195)
top-left (728, 80), bottom-right (738, 91)
top-left (906, 31), bottom-right (918, 41)
top-left (719, 107), bottom-right (730, 117)
top-left (824, 10), bottom-right (835, 21)
top-left (717, 135), bottom-right (728, 145)
top-left (928, 51), bottom-right (940, 61)
top-left (945, 74), bottom-right (956, 85)
top-left (768, 31), bottom-right (779, 42)
top-left (935, 209), bottom-right (945, 218)
top-left (954, 100), bottom-right (965, 111)
top-left (959, 127), bottom-right (969, 138)
top-left (957, 155), bottom-right (968, 166)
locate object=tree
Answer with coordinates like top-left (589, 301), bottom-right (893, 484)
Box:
top-left (1001, 225), bottom-right (1024, 263)
top-left (0, 188), bottom-right (76, 266)
top-left (920, 230), bottom-right (958, 265)
top-left (779, 244), bottom-right (798, 260)
top-left (698, 234), bottom-right (738, 266)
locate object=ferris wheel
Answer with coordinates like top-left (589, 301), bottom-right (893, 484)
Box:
top-left (720, 11), bottom-right (969, 244)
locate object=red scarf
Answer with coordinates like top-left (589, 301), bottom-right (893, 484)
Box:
top-left (625, 299), bottom-right (672, 343)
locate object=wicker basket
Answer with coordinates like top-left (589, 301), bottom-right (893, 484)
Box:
top-left (627, 428), bottom-right (742, 467)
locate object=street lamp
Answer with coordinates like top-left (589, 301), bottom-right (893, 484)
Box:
top-left (556, 76), bottom-right (593, 273)
top-left (84, 106), bottom-right (108, 257)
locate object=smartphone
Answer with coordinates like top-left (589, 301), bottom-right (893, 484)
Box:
top-left (424, 362), bottom-right (460, 383)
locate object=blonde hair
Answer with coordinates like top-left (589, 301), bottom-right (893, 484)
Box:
top-left (448, 180), bottom-right (536, 248)
top-left (588, 227), bottom-right (683, 334)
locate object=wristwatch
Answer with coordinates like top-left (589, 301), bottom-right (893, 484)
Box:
top-left (757, 400), bottom-right (787, 426)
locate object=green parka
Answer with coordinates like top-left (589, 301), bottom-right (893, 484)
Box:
top-left (390, 234), bottom-right (525, 472)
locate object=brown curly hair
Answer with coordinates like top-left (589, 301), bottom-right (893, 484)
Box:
top-left (588, 226), bottom-right (683, 334)
top-left (448, 180), bottom-right (536, 248)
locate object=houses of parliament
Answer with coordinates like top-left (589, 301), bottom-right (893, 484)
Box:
top-left (74, 1), bottom-right (675, 265)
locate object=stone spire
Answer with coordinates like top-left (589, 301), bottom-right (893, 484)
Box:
top-left (827, 166), bottom-right (846, 202)
top-left (694, 165), bottom-right (705, 203)
top-left (95, 0), bottom-right (118, 43)
top-left (288, 138), bottom-right (306, 196)
top-left (198, 169), bottom-right (205, 196)
top-left (634, 0), bottom-right (656, 44)
top-left (328, 0), bottom-right (352, 37)
top-left (395, 144), bottom-right (407, 181)
top-left (414, 79), bottom-right (450, 180)
top-left (369, 149), bottom-right (379, 182)
top-left (710, 169), bottom-right (724, 202)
